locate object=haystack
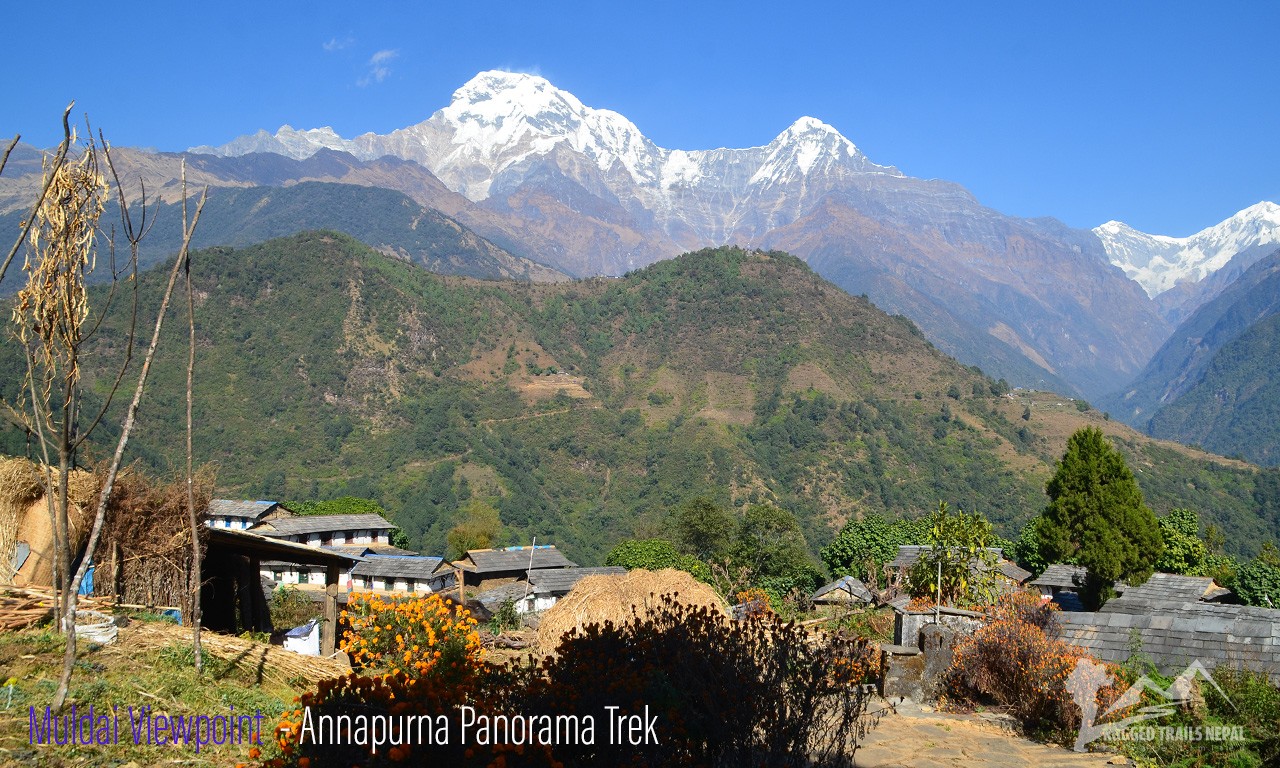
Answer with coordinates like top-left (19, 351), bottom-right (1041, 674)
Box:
top-left (536, 568), bottom-right (725, 649)
top-left (0, 457), bottom-right (97, 587)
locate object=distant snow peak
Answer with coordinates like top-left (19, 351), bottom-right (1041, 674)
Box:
top-left (1096, 201), bottom-right (1280, 296)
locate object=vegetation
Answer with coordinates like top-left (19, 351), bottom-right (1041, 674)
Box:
top-left (4, 234), bottom-right (1277, 568)
top-left (1038, 427), bottom-right (1164, 608)
top-left (271, 597), bottom-right (885, 767)
top-left (268, 585), bottom-right (321, 630)
top-left (445, 499), bottom-right (504, 559)
top-left (604, 538), bottom-right (711, 580)
top-left (821, 512), bottom-right (927, 586)
top-left (1235, 543), bottom-right (1280, 608)
top-left (906, 502), bottom-right (1002, 606)
top-left (943, 591), bottom-right (1129, 745)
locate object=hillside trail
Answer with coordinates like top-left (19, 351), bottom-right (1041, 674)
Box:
top-left (855, 703), bottom-right (1124, 768)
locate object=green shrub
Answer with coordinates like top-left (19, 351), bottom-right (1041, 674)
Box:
top-left (605, 538), bottom-right (711, 581)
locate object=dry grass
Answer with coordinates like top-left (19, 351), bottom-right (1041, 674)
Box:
top-left (117, 620), bottom-right (350, 687)
top-left (536, 568), bottom-right (726, 649)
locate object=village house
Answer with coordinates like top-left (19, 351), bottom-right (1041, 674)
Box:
top-left (1056, 573), bottom-right (1279, 682)
top-left (811, 575), bottom-right (874, 606)
top-left (475, 566), bottom-right (627, 614)
top-left (204, 499), bottom-right (282, 530)
top-left (251, 513), bottom-right (397, 547)
top-left (887, 545), bottom-right (1032, 589)
top-left (349, 556), bottom-right (445, 594)
top-left (438, 545), bottom-right (578, 593)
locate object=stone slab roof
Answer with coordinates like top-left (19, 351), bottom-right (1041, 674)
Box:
top-left (527, 566), bottom-right (627, 595)
top-left (475, 581), bottom-right (547, 607)
top-left (1058, 601), bottom-right (1280, 682)
top-left (351, 556), bottom-right (444, 580)
top-left (455, 546), bottom-right (577, 574)
top-left (812, 575), bottom-right (873, 603)
top-left (888, 545), bottom-right (1030, 583)
top-left (1031, 564), bottom-right (1087, 590)
top-left (208, 499), bottom-right (278, 519)
top-left (254, 514), bottom-right (396, 537)
top-left (1100, 573), bottom-right (1221, 612)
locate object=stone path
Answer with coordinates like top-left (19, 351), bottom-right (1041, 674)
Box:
top-left (854, 704), bottom-right (1124, 768)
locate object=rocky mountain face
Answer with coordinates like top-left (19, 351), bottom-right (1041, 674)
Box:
top-left (183, 71), bottom-right (1178, 399)
top-left (1102, 248), bottom-right (1280, 464)
top-left (1095, 201), bottom-right (1280, 324)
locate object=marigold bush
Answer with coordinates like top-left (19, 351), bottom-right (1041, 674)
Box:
top-left (340, 591), bottom-right (482, 678)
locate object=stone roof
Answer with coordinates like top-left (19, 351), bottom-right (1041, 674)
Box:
top-left (1100, 573), bottom-right (1222, 612)
top-left (1058, 601), bottom-right (1280, 682)
top-left (527, 566), bottom-right (627, 595)
top-left (254, 514), bottom-right (396, 537)
top-left (454, 546), bottom-right (577, 574)
top-left (812, 575), bottom-right (873, 603)
top-left (351, 556), bottom-right (444, 580)
top-left (888, 545), bottom-right (1030, 584)
top-left (1031, 564), bottom-right (1087, 590)
top-left (475, 581), bottom-right (547, 607)
top-left (208, 499), bottom-right (278, 520)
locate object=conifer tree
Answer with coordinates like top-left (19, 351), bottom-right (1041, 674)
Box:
top-left (1039, 427), bottom-right (1163, 608)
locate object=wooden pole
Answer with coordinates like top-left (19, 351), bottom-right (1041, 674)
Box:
top-left (322, 564), bottom-right (339, 656)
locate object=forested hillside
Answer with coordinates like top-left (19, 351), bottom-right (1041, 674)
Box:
top-left (2, 232), bottom-right (1274, 562)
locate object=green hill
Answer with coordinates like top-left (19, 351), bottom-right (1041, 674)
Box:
top-left (2, 232), bottom-right (1275, 562)
top-left (0, 182), bottom-right (566, 294)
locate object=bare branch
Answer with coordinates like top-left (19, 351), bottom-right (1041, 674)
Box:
top-left (0, 134), bottom-right (18, 177)
top-left (0, 103), bottom-right (75, 286)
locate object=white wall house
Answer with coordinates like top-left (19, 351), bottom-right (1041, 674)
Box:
top-left (252, 514), bottom-right (397, 548)
top-left (205, 499), bottom-right (280, 530)
top-left (349, 556), bottom-right (443, 594)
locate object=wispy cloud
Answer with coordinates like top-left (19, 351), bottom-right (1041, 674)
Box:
top-left (358, 49), bottom-right (399, 86)
top-left (323, 35), bottom-right (354, 52)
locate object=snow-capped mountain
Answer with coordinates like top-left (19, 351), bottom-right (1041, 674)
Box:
top-left (1095, 201), bottom-right (1280, 297)
top-left (185, 69), bottom-right (1171, 399)
top-left (192, 70), bottom-right (900, 246)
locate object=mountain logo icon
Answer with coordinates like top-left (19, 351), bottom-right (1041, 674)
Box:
top-left (1066, 658), bottom-right (1234, 752)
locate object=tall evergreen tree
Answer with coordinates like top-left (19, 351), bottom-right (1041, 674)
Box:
top-left (1040, 427), bottom-right (1163, 608)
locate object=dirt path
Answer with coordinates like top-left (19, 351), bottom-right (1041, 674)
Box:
top-left (855, 705), bottom-right (1124, 768)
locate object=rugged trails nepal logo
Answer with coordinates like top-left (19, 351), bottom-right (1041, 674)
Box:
top-left (1067, 658), bottom-right (1242, 752)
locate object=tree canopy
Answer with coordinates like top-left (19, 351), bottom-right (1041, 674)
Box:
top-left (1039, 427), bottom-right (1163, 608)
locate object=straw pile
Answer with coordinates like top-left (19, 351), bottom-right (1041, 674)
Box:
top-left (115, 620), bottom-right (351, 687)
top-left (0, 457), bottom-right (98, 586)
top-left (91, 465), bottom-right (212, 611)
top-left (536, 568), bottom-right (726, 649)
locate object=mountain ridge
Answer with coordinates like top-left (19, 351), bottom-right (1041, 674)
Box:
top-left (3, 232), bottom-right (1273, 561)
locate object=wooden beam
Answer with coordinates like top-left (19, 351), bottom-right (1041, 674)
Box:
top-left (322, 564), bottom-right (339, 656)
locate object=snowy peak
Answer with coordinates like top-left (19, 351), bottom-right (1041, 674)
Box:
top-left (1096, 201), bottom-right (1280, 296)
top-left (433, 70), bottom-right (657, 196)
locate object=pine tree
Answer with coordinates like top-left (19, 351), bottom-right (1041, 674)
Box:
top-left (1040, 427), bottom-right (1163, 608)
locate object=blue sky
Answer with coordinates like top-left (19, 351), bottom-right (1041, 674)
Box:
top-left (4, 1), bottom-right (1276, 236)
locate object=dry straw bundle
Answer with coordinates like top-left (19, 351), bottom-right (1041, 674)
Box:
top-left (536, 568), bottom-right (726, 649)
top-left (0, 457), bottom-right (98, 586)
top-left (91, 465), bottom-right (213, 611)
